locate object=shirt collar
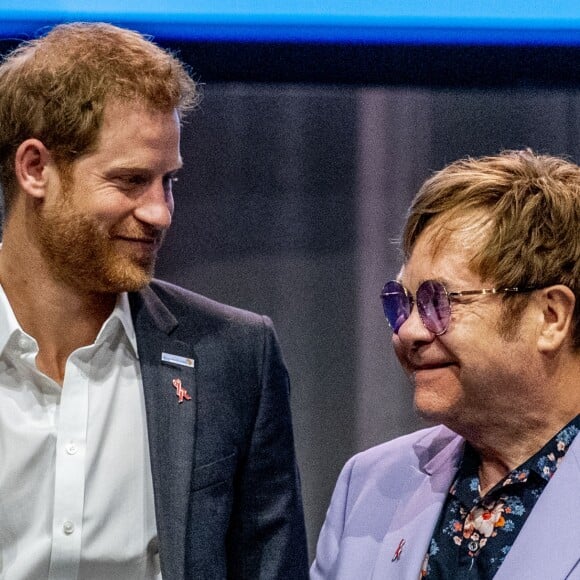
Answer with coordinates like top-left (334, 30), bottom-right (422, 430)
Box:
top-left (454, 414), bottom-right (580, 501)
top-left (528, 414), bottom-right (580, 482)
top-left (0, 281), bottom-right (22, 357)
top-left (96, 292), bottom-right (139, 358)
top-left (0, 283), bottom-right (138, 359)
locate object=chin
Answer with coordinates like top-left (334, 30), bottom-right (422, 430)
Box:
top-left (81, 260), bottom-right (155, 294)
top-left (107, 266), bottom-right (154, 293)
top-left (413, 390), bottom-right (461, 427)
top-left (411, 368), bottom-right (463, 421)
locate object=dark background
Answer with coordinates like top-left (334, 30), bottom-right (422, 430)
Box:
top-left (156, 41), bottom-right (580, 557)
top-left (2, 35), bottom-right (579, 559)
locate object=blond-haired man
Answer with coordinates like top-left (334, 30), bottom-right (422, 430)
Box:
top-left (312, 150), bottom-right (580, 579)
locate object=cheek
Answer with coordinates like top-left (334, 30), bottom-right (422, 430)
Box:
top-left (91, 201), bottom-right (134, 227)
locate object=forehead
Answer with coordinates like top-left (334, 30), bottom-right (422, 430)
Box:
top-left (99, 99), bottom-right (180, 142)
top-left (83, 100), bottom-right (182, 170)
top-left (400, 212), bottom-right (491, 289)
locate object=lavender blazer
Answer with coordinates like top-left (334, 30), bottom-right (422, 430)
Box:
top-left (311, 424), bottom-right (580, 579)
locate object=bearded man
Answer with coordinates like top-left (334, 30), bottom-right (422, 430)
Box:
top-left (0, 22), bottom-right (308, 580)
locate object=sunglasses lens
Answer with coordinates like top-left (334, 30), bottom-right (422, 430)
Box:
top-left (381, 281), bottom-right (410, 333)
top-left (416, 280), bottom-right (451, 334)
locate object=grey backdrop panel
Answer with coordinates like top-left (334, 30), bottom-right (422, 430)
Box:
top-left (157, 83), bottom-right (580, 557)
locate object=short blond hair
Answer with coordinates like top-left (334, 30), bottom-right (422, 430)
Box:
top-left (404, 149), bottom-right (580, 348)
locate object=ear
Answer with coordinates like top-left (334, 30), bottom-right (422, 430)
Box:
top-left (536, 285), bottom-right (576, 353)
top-left (14, 138), bottom-right (51, 199)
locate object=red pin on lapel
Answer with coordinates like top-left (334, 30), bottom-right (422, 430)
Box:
top-left (172, 378), bottom-right (191, 403)
top-left (392, 538), bottom-right (406, 562)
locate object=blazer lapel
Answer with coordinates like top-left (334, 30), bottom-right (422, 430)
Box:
top-left (495, 435), bottom-right (580, 579)
top-left (130, 287), bottom-right (197, 580)
top-left (372, 429), bottom-right (464, 580)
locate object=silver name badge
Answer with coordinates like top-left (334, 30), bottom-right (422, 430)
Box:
top-left (161, 352), bottom-right (195, 368)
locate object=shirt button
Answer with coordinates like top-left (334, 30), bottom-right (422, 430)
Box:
top-left (65, 444), bottom-right (78, 455)
top-left (63, 521), bottom-right (75, 535)
top-left (18, 336), bottom-right (30, 350)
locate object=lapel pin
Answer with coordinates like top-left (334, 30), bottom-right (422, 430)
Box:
top-left (162, 352), bottom-right (195, 368)
top-left (172, 378), bottom-right (192, 403)
top-left (392, 538), bottom-right (406, 562)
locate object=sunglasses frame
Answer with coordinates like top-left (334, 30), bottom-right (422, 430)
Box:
top-left (381, 279), bottom-right (538, 335)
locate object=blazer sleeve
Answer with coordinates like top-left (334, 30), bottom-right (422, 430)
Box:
top-left (226, 315), bottom-right (309, 579)
top-left (310, 456), bottom-right (355, 579)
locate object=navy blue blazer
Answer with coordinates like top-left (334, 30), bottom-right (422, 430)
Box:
top-left (129, 280), bottom-right (309, 579)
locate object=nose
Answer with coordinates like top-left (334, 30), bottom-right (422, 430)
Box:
top-left (395, 303), bottom-right (435, 346)
top-left (133, 182), bottom-right (174, 230)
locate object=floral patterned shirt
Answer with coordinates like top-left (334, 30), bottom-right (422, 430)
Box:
top-left (421, 415), bottom-right (580, 579)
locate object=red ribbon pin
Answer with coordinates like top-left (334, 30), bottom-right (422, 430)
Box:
top-left (172, 378), bottom-right (191, 403)
top-left (392, 538), bottom-right (406, 562)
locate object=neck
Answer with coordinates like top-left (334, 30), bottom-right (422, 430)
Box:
top-left (0, 236), bottom-right (117, 384)
top-left (462, 405), bottom-right (579, 495)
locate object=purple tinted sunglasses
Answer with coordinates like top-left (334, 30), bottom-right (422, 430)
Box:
top-left (381, 279), bottom-right (537, 335)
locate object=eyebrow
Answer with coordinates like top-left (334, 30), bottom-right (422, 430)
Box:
top-left (423, 276), bottom-right (453, 288)
top-left (396, 277), bottom-right (458, 293)
top-left (106, 164), bottom-right (183, 177)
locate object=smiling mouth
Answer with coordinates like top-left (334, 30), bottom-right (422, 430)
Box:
top-left (113, 237), bottom-right (163, 260)
top-left (413, 363), bottom-right (454, 371)
top-left (115, 236), bottom-right (159, 246)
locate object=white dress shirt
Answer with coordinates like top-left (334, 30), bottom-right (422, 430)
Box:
top-left (0, 284), bottom-right (161, 580)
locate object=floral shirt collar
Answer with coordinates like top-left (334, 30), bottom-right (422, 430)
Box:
top-left (421, 415), bottom-right (580, 579)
